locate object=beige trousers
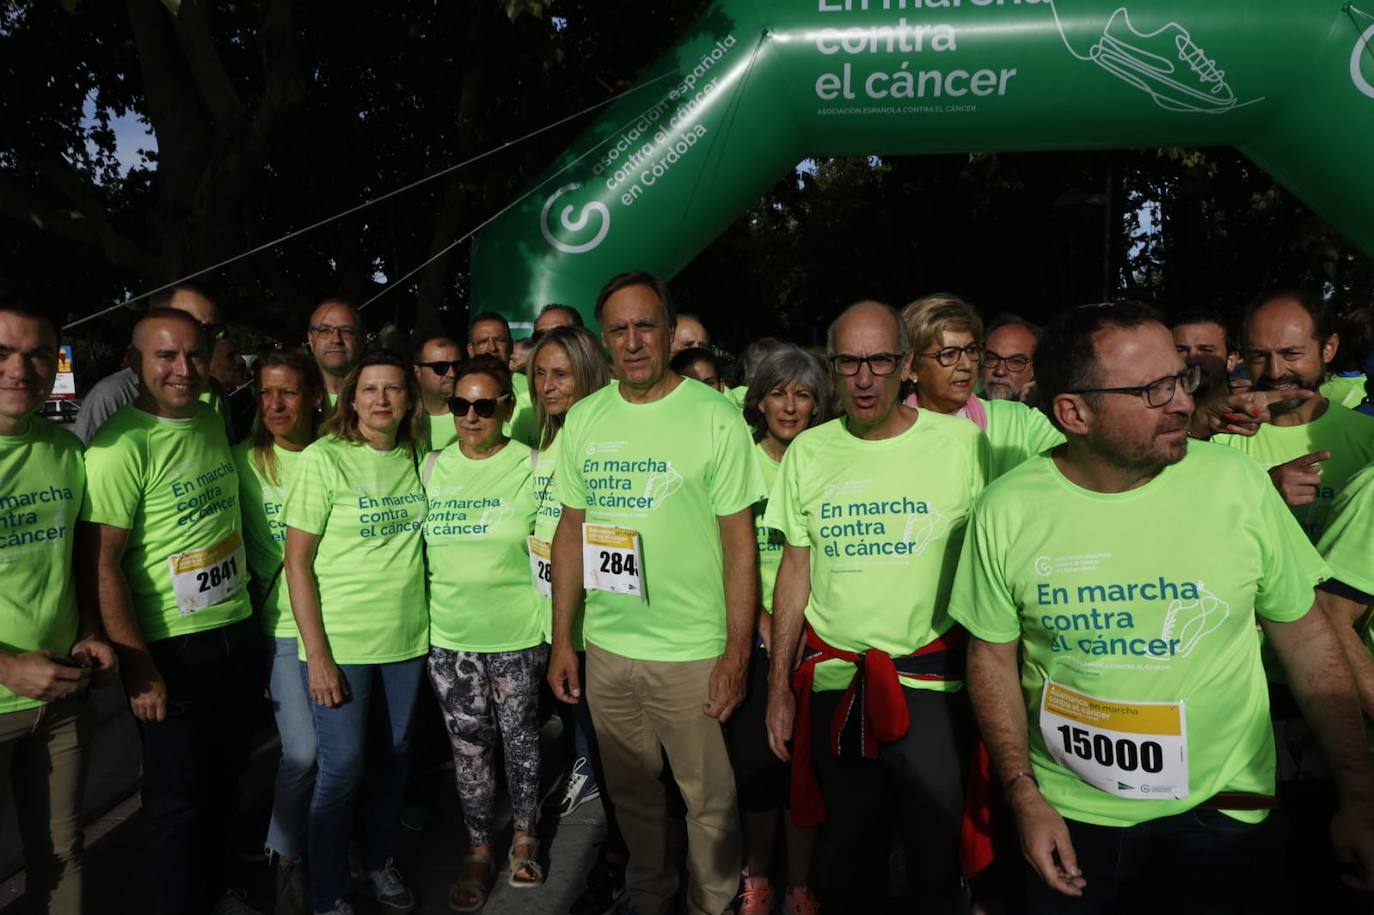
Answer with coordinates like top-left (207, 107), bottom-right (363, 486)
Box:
top-left (0, 695), bottom-right (90, 915)
top-left (585, 642), bottom-right (740, 915)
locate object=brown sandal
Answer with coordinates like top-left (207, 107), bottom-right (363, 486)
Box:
top-left (449, 852), bottom-right (494, 912)
top-left (507, 835), bottom-right (543, 888)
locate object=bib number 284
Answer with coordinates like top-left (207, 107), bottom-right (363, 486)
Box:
top-left (582, 523), bottom-right (646, 601)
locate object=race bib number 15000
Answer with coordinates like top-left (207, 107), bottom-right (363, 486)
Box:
top-left (582, 523), bottom-right (646, 601)
top-left (1039, 679), bottom-right (1188, 801)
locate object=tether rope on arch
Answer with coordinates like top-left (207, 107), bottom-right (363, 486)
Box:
top-left (61, 71), bottom-right (676, 331)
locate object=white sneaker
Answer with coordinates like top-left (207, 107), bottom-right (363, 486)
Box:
top-left (210, 889), bottom-right (264, 915)
top-left (362, 858), bottom-right (416, 914)
top-left (317, 900), bottom-right (355, 915)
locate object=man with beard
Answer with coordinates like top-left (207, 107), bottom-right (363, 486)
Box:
top-left (1211, 291), bottom-right (1374, 542)
top-left (980, 315), bottom-right (1041, 402)
top-left (949, 302), bottom-right (1374, 914)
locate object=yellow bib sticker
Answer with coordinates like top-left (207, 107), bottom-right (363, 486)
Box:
top-left (528, 535), bottom-right (552, 599)
top-left (1039, 679), bottom-right (1188, 800)
top-left (581, 523), bottom-right (645, 601)
top-left (168, 531), bottom-right (247, 616)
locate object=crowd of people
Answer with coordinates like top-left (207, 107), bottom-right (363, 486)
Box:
top-left (4, 274), bottom-right (1374, 915)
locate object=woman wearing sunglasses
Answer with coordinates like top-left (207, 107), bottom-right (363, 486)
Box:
top-left (419, 354), bottom-right (544, 911)
top-left (901, 293), bottom-right (1064, 479)
top-left (283, 350), bottom-right (429, 915)
top-left (525, 327), bottom-right (627, 913)
top-left (233, 349), bottom-right (326, 914)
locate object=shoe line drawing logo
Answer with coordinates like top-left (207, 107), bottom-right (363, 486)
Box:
top-left (1047, 3), bottom-right (1264, 114)
top-left (900, 505), bottom-right (949, 558)
top-left (1160, 580), bottom-right (1230, 657)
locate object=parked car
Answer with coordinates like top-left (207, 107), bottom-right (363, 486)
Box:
top-left (39, 399), bottom-right (80, 423)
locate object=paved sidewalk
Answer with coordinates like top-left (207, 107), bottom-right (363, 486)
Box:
top-left (0, 716), bottom-right (613, 914)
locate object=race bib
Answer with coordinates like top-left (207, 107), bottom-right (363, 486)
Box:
top-left (1039, 679), bottom-right (1188, 800)
top-left (582, 523), bottom-right (646, 601)
top-left (168, 531), bottom-right (247, 616)
top-left (528, 535), bottom-right (552, 599)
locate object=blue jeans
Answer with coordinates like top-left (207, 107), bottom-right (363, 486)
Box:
top-left (300, 656), bottom-right (424, 912)
top-left (1022, 807), bottom-right (1263, 914)
top-left (265, 637), bottom-right (316, 858)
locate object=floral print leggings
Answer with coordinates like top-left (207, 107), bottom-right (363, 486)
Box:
top-left (427, 644), bottom-right (549, 847)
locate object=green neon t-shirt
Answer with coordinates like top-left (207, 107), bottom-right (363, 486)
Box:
top-left (556, 378), bottom-right (766, 661)
top-left (282, 435), bottom-right (428, 664)
top-left (1214, 403), bottom-right (1374, 541)
top-left (504, 373), bottom-right (539, 447)
top-left (948, 442), bottom-right (1328, 828)
top-left (1317, 461), bottom-right (1374, 596)
top-left (982, 397), bottom-right (1065, 480)
top-left (764, 410), bottom-right (988, 692)
top-left (81, 404), bottom-right (251, 642)
top-left (1321, 373), bottom-right (1367, 410)
top-left (424, 411), bottom-right (459, 454)
top-left (424, 442), bottom-right (540, 652)
top-left (233, 441), bottom-right (303, 639)
top-left (754, 442), bottom-right (784, 615)
top-left (532, 434), bottom-right (574, 646)
top-left (0, 420), bottom-right (85, 713)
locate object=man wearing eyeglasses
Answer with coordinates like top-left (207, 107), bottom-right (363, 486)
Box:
top-left (981, 316), bottom-right (1041, 403)
top-left (949, 301), bottom-right (1374, 913)
top-left (763, 300), bottom-right (989, 914)
top-left (412, 334), bottom-right (463, 453)
top-left (73, 283), bottom-right (235, 446)
top-left (468, 311), bottom-right (539, 447)
top-left (305, 298), bottom-right (365, 407)
top-left (548, 272), bottom-right (763, 915)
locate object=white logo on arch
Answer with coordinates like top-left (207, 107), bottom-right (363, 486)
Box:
top-left (1351, 24), bottom-right (1374, 100)
top-left (540, 183), bottom-right (610, 254)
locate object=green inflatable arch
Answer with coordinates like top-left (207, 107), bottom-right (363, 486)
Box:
top-left (472, 0), bottom-right (1374, 325)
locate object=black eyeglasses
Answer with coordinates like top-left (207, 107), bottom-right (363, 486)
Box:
top-left (1066, 365), bottom-right (1202, 408)
top-left (448, 394), bottom-right (511, 418)
top-left (309, 324), bottom-right (362, 339)
top-left (981, 351), bottom-right (1031, 372)
top-left (829, 353), bottom-right (905, 377)
top-left (415, 360), bottom-right (460, 376)
top-left (920, 342), bottom-right (983, 367)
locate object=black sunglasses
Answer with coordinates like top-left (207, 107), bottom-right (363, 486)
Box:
top-left (415, 360), bottom-right (460, 376)
top-left (448, 394), bottom-right (511, 418)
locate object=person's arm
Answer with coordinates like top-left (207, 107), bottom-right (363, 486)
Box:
top-left (704, 507), bottom-right (756, 722)
top-left (547, 506), bottom-right (586, 703)
top-left (69, 523), bottom-right (117, 686)
top-left (1264, 604), bottom-right (1374, 891)
top-left (1187, 387), bottom-right (1316, 440)
top-left (81, 520), bottom-right (164, 720)
top-left (765, 541), bottom-right (811, 762)
top-left (285, 526), bottom-right (346, 708)
top-left (968, 636), bottom-right (1086, 898)
top-left (1316, 587), bottom-right (1374, 721)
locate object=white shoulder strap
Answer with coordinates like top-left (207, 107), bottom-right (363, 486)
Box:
top-left (422, 449), bottom-right (441, 488)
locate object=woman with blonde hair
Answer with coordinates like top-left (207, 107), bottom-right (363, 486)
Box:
top-left (283, 350), bottom-right (429, 915)
top-left (525, 326), bottom-right (628, 914)
top-left (902, 293), bottom-right (1062, 478)
top-left (233, 348), bottom-right (326, 914)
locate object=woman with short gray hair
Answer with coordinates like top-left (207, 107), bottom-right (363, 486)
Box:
top-left (732, 344), bottom-right (833, 915)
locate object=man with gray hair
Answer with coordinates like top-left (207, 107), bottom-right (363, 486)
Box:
top-left (980, 314), bottom-right (1042, 402)
top-left (765, 300), bottom-right (989, 913)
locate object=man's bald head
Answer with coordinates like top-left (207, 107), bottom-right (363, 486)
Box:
top-left (308, 297), bottom-right (364, 381)
top-left (310, 298), bottom-right (362, 330)
top-left (129, 308), bottom-right (209, 418)
top-left (132, 307), bottom-right (205, 351)
top-left (827, 300), bottom-right (906, 357)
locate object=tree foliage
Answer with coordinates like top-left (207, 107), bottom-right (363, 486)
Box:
top-left (2, 0), bottom-right (1369, 373)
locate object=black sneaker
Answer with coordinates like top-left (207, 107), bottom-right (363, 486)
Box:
top-left (568, 853), bottom-right (627, 915)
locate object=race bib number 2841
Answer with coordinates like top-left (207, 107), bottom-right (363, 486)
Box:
top-left (168, 531), bottom-right (247, 616)
top-left (1038, 680), bottom-right (1188, 801)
